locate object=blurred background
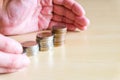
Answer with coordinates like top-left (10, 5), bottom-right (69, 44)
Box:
top-left (77, 0), bottom-right (120, 32)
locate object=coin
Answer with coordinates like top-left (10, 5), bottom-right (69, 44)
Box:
top-left (54, 37), bottom-right (65, 42)
top-left (36, 31), bottom-right (53, 39)
top-left (52, 25), bottom-right (67, 47)
top-left (54, 41), bottom-right (65, 47)
top-left (21, 41), bottom-right (39, 56)
top-left (36, 31), bottom-right (54, 51)
top-left (52, 25), bottom-right (67, 34)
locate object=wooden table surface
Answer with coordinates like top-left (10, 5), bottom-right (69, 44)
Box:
top-left (0, 0), bottom-right (120, 80)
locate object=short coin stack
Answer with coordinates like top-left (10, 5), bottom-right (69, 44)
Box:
top-left (52, 25), bottom-right (67, 46)
top-left (36, 31), bottom-right (54, 51)
top-left (21, 41), bottom-right (39, 56)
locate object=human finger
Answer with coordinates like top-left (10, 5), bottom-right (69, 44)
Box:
top-left (52, 13), bottom-right (89, 31)
top-left (75, 16), bottom-right (90, 26)
top-left (0, 68), bottom-right (17, 73)
top-left (52, 14), bottom-right (74, 24)
top-left (53, 4), bottom-right (75, 20)
top-left (53, 0), bottom-right (85, 16)
top-left (74, 23), bottom-right (87, 30)
top-left (53, 5), bottom-right (89, 30)
top-left (0, 51), bottom-right (30, 69)
top-left (0, 34), bottom-right (23, 54)
top-left (52, 13), bottom-right (89, 28)
top-left (53, 4), bottom-right (89, 25)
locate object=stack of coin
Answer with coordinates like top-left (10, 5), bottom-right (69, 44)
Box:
top-left (36, 31), bottom-right (54, 51)
top-left (52, 25), bottom-right (67, 46)
top-left (21, 41), bottom-right (39, 56)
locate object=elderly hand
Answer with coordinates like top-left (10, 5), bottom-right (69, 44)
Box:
top-left (0, 0), bottom-right (89, 73)
top-left (0, 34), bottom-right (30, 73)
top-left (0, 0), bottom-right (89, 35)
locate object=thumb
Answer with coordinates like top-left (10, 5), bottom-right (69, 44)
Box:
top-left (0, 51), bottom-right (30, 73)
top-left (0, 34), bottom-right (23, 54)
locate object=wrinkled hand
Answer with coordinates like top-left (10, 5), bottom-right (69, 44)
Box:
top-left (0, 0), bottom-right (89, 73)
top-left (0, 34), bottom-right (30, 73)
top-left (0, 0), bottom-right (89, 35)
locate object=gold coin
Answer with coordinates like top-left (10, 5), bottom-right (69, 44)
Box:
top-left (36, 31), bottom-right (53, 39)
top-left (52, 25), bottom-right (67, 34)
top-left (54, 42), bottom-right (65, 47)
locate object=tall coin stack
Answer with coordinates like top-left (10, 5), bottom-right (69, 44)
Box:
top-left (36, 31), bottom-right (54, 51)
top-left (52, 25), bottom-right (67, 46)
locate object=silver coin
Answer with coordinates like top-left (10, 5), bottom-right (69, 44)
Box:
top-left (21, 41), bottom-right (39, 56)
top-left (36, 31), bottom-right (54, 51)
